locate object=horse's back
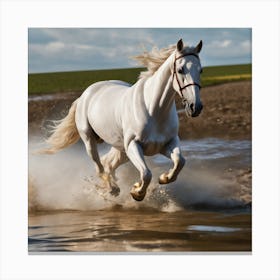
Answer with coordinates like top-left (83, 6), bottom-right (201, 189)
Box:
top-left (79, 80), bottom-right (131, 108)
top-left (107, 80), bottom-right (131, 87)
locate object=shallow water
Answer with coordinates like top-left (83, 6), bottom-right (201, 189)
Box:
top-left (29, 209), bottom-right (251, 252)
top-left (29, 138), bottom-right (252, 252)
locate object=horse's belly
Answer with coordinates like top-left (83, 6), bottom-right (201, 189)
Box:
top-left (89, 117), bottom-right (123, 147)
top-left (88, 106), bottom-right (124, 148)
top-left (142, 142), bottom-right (164, 156)
top-left (141, 134), bottom-right (172, 156)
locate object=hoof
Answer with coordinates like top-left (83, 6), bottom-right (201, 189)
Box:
top-left (158, 173), bottom-right (177, 184)
top-left (159, 173), bottom-right (169, 184)
top-left (130, 191), bottom-right (146, 201)
top-left (130, 183), bottom-right (146, 201)
top-left (110, 186), bottom-right (120, 197)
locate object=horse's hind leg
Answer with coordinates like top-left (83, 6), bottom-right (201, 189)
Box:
top-left (78, 126), bottom-right (104, 176)
top-left (159, 136), bottom-right (185, 184)
top-left (101, 147), bottom-right (128, 179)
top-left (78, 128), bottom-right (118, 193)
top-left (101, 147), bottom-right (128, 196)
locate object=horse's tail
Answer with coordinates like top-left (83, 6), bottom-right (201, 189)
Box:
top-left (40, 99), bottom-right (80, 154)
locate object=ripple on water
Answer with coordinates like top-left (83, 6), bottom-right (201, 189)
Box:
top-left (151, 139), bottom-right (251, 165)
top-left (187, 225), bottom-right (242, 233)
top-left (180, 138), bottom-right (251, 160)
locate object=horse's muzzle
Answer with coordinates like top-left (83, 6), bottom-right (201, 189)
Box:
top-left (185, 103), bottom-right (203, 118)
top-left (192, 103), bottom-right (203, 117)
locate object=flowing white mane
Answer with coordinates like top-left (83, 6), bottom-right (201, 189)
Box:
top-left (133, 44), bottom-right (196, 79)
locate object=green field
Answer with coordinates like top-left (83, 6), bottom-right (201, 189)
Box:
top-left (28, 64), bottom-right (251, 95)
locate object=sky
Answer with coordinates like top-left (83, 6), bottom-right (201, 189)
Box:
top-left (28, 28), bottom-right (251, 73)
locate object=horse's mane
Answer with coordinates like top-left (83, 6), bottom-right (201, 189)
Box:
top-left (133, 44), bottom-right (195, 79)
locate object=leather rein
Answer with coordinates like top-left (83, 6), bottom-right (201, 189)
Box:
top-left (173, 53), bottom-right (201, 105)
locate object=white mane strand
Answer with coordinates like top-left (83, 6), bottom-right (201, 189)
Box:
top-left (133, 44), bottom-right (195, 79)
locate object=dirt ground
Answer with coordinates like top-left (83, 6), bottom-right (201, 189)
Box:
top-left (177, 81), bottom-right (251, 139)
top-left (29, 81), bottom-right (251, 140)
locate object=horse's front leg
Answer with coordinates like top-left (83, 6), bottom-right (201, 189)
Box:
top-left (159, 136), bottom-right (185, 184)
top-left (126, 140), bottom-right (152, 201)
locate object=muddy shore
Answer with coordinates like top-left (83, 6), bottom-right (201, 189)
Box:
top-left (29, 81), bottom-right (251, 140)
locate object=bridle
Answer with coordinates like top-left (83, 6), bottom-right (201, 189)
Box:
top-left (173, 53), bottom-right (202, 106)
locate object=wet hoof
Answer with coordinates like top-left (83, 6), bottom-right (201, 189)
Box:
top-left (159, 173), bottom-right (177, 184)
top-left (130, 183), bottom-right (146, 202)
top-left (130, 191), bottom-right (146, 201)
top-left (110, 186), bottom-right (120, 197)
top-left (159, 173), bottom-right (169, 184)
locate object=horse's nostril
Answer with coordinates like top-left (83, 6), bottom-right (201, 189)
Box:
top-left (190, 103), bottom-right (194, 112)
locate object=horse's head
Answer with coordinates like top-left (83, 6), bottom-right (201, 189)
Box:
top-left (172, 39), bottom-right (203, 117)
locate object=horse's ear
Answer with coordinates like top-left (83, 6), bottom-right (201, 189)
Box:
top-left (195, 40), bottom-right (203, 53)
top-left (177, 39), bottom-right (184, 52)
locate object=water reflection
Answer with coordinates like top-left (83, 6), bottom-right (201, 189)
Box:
top-left (29, 209), bottom-right (251, 252)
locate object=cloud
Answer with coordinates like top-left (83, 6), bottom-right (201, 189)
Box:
top-left (221, 40), bottom-right (232, 47)
top-left (207, 39), bottom-right (232, 49)
top-left (28, 28), bottom-right (251, 73)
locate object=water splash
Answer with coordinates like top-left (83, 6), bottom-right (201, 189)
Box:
top-left (28, 137), bottom-right (251, 213)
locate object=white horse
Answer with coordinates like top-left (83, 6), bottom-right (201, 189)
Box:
top-left (42, 39), bottom-right (203, 201)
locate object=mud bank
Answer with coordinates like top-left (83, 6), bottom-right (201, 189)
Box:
top-left (28, 81), bottom-right (251, 140)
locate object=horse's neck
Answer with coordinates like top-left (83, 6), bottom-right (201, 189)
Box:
top-left (144, 53), bottom-right (175, 116)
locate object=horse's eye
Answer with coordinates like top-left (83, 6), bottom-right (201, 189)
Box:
top-left (178, 68), bottom-right (183, 74)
